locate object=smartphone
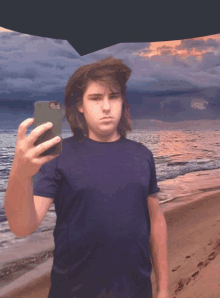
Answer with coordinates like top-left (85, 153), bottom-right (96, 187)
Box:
top-left (33, 101), bottom-right (62, 157)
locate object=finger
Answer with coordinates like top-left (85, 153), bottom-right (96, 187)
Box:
top-left (35, 153), bottom-right (60, 165)
top-left (27, 121), bottom-right (53, 146)
top-left (33, 135), bottom-right (61, 157)
top-left (17, 118), bottom-right (35, 141)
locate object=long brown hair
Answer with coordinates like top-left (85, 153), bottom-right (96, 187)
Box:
top-left (64, 56), bottom-right (133, 141)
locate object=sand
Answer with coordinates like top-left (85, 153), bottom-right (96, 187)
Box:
top-left (1, 179), bottom-right (220, 297)
top-left (153, 189), bottom-right (220, 298)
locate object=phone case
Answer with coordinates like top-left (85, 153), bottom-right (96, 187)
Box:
top-left (33, 101), bottom-right (62, 157)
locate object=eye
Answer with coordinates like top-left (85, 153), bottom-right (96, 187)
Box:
top-left (90, 94), bottom-right (120, 100)
top-left (110, 94), bottom-right (120, 99)
top-left (91, 97), bottom-right (101, 100)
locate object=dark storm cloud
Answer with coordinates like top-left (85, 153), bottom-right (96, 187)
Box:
top-left (0, 47), bottom-right (20, 52)
top-left (200, 88), bottom-right (220, 115)
top-left (83, 43), bottom-right (148, 57)
top-left (0, 88), bottom-right (65, 107)
top-left (0, 33), bottom-right (13, 40)
top-left (0, 55), bottom-right (8, 60)
top-left (178, 38), bottom-right (220, 50)
top-left (161, 49), bottom-right (172, 55)
top-left (128, 96), bottom-right (189, 122)
top-left (0, 31), bottom-right (85, 93)
top-left (34, 60), bottom-right (67, 71)
top-left (53, 49), bottom-right (80, 59)
top-left (196, 51), bottom-right (220, 71)
top-left (1, 87), bottom-right (220, 129)
top-left (0, 67), bottom-right (40, 81)
top-left (144, 87), bottom-right (201, 98)
top-left (56, 64), bottom-right (66, 70)
top-left (82, 43), bottom-right (150, 66)
top-left (52, 39), bottom-right (66, 45)
top-left (125, 85), bottom-right (220, 123)
top-left (0, 98), bottom-right (35, 112)
top-left (109, 43), bottom-right (150, 54)
top-left (158, 45), bottom-right (173, 55)
top-left (27, 35), bottom-right (43, 41)
top-left (171, 55), bottom-right (190, 68)
top-left (128, 75), bottom-right (198, 93)
top-left (34, 61), bottom-right (54, 68)
top-left (1, 30), bottom-right (220, 129)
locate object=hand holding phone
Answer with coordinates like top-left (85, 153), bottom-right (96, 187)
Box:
top-left (33, 101), bottom-right (62, 157)
top-left (12, 118), bottom-right (61, 180)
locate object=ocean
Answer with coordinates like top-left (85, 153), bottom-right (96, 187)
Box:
top-left (0, 128), bottom-right (220, 249)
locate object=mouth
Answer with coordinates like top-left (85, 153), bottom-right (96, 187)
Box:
top-left (101, 117), bottom-right (113, 120)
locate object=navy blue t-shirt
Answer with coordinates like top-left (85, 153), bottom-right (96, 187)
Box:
top-left (33, 135), bottom-right (160, 298)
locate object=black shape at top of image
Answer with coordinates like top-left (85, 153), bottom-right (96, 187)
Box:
top-left (0, 2), bottom-right (220, 55)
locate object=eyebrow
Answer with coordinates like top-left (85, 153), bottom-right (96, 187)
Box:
top-left (88, 92), bottom-right (121, 97)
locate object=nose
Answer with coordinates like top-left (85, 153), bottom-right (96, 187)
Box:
top-left (102, 97), bottom-right (111, 110)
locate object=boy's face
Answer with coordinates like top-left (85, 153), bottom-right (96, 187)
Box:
top-left (78, 80), bottom-right (123, 142)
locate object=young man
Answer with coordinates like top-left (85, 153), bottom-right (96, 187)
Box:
top-left (5, 56), bottom-right (169, 298)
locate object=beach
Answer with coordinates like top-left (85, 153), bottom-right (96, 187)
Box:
top-left (0, 169), bottom-right (220, 297)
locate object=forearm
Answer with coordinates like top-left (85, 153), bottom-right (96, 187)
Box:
top-left (149, 211), bottom-right (169, 292)
top-left (4, 165), bottom-right (37, 237)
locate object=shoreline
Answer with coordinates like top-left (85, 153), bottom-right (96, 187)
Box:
top-left (0, 249), bottom-right (54, 289)
top-left (161, 189), bottom-right (220, 298)
top-left (158, 168), bottom-right (220, 210)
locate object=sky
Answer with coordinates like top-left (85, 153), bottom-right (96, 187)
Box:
top-left (1, 26), bottom-right (220, 130)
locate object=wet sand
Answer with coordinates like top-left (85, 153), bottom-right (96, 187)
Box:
top-left (152, 189), bottom-right (220, 298)
top-left (1, 170), bottom-right (220, 297)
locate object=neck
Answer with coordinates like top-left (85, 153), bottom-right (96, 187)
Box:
top-left (88, 132), bottom-right (121, 143)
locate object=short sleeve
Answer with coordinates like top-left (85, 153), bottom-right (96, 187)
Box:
top-left (149, 151), bottom-right (160, 195)
top-left (32, 157), bottom-right (62, 200)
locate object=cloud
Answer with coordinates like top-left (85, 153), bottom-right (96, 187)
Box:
top-left (0, 31), bottom-right (85, 94)
top-left (191, 98), bottom-right (209, 110)
top-left (148, 119), bottom-right (163, 123)
top-left (178, 38), bottom-right (220, 50)
top-left (1, 31), bottom-right (220, 127)
top-left (52, 49), bottom-right (80, 59)
top-left (82, 43), bottom-right (149, 58)
top-left (0, 55), bottom-right (8, 60)
top-left (196, 51), bottom-right (220, 71)
top-left (82, 43), bottom-right (150, 73)
top-left (2, 32), bottom-right (220, 96)
top-left (0, 46), bottom-right (21, 52)
top-left (132, 118), bottom-right (220, 130)
top-left (34, 61), bottom-right (54, 68)
top-left (5, 78), bottom-right (36, 88)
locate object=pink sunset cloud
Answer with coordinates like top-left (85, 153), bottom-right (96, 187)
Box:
top-left (135, 34), bottom-right (220, 60)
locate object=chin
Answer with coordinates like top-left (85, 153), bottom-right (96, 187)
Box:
top-left (99, 129), bottom-right (117, 136)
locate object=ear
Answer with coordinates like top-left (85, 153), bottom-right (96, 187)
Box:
top-left (77, 102), bottom-right (83, 114)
